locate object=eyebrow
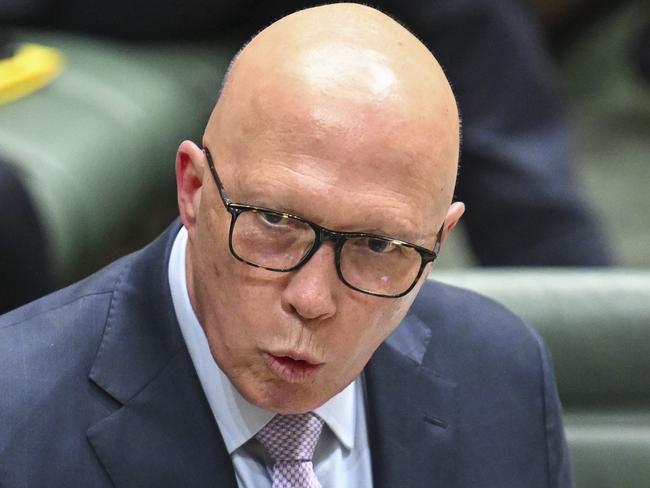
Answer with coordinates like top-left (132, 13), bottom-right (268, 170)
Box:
top-left (247, 197), bottom-right (427, 245)
top-left (204, 148), bottom-right (421, 243)
top-left (234, 177), bottom-right (430, 247)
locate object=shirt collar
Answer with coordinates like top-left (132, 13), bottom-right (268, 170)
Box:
top-left (168, 226), bottom-right (356, 453)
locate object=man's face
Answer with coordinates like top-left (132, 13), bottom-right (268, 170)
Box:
top-left (182, 38), bottom-right (460, 413)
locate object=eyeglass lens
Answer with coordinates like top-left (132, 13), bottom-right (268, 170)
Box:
top-left (230, 209), bottom-right (422, 296)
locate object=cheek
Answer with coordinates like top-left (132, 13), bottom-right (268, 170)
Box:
top-left (197, 259), bottom-right (285, 343)
top-left (334, 299), bottom-right (407, 361)
top-left (220, 266), bottom-right (287, 324)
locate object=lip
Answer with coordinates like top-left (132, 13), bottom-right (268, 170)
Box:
top-left (263, 351), bottom-right (323, 383)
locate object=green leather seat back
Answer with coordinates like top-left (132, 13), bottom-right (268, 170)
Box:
top-left (0, 30), bottom-right (234, 283)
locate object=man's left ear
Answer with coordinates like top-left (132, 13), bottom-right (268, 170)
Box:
top-left (175, 140), bottom-right (206, 235)
top-left (440, 201), bottom-right (465, 246)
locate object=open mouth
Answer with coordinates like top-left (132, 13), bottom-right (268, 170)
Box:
top-left (264, 353), bottom-right (322, 382)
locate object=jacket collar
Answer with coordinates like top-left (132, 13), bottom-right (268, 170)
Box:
top-left (365, 312), bottom-right (459, 488)
top-left (86, 220), bottom-right (238, 487)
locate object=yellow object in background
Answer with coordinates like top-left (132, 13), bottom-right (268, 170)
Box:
top-left (0, 43), bottom-right (64, 105)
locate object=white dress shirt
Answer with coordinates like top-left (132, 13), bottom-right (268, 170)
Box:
top-left (168, 226), bottom-right (373, 488)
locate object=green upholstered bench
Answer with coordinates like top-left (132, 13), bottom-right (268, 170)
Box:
top-left (0, 29), bottom-right (234, 284)
top-left (434, 269), bottom-right (650, 488)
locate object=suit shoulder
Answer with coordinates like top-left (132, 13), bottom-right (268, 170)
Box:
top-left (0, 252), bottom-right (131, 329)
top-left (411, 278), bottom-right (546, 374)
top-left (0, 253), bottom-right (135, 415)
top-left (0, 258), bottom-right (133, 479)
top-left (413, 278), bottom-right (541, 339)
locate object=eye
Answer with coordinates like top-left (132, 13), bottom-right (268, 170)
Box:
top-left (259, 211), bottom-right (285, 225)
top-left (366, 238), bottom-right (396, 254)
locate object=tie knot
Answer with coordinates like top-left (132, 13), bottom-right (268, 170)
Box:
top-left (256, 413), bottom-right (324, 462)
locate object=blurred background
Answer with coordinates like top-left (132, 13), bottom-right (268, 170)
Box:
top-left (1, 0), bottom-right (649, 486)
top-left (3, 0), bottom-right (649, 307)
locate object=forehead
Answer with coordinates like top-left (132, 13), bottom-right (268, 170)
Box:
top-left (211, 54), bottom-right (457, 243)
top-left (221, 121), bottom-right (445, 245)
top-left (243, 164), bottom-right (426, 236)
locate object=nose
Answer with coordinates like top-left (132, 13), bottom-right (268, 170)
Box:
top-left (280, 242), bottom-right (338, 321)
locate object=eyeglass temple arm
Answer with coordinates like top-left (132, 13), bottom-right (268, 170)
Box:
top-left (432, 223), bottom-right (444, 256)
top-left (203, 147), bottom-right (233, 207)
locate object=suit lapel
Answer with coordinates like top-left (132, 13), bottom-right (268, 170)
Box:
top-left (87, 349), bottom-right (237, 487)
top-left (86, 221), bottom-right (237, 487)
top-left (365, 313), bottom-right (459, 488)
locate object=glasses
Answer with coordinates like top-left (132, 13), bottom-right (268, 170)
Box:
top-left (203, 147), bottom-right (442, 298)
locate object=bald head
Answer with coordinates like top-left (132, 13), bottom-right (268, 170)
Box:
top-left (204, 2), bottom-right (460, 232)
top-left (220, 4), bottom-right (456, 114)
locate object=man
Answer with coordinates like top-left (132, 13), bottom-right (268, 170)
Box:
top-left (0, 4), bottom-right (573, 487)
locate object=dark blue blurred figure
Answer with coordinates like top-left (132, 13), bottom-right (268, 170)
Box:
top-left (0, 0), bottom-right (612, 267)
top-left (383, 0), bottom-right (613, 265)
top-left (0, 155), bottom-right (50, 313)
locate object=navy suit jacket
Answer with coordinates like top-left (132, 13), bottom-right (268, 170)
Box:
top-left (0, 221), bottom-right (573, 487)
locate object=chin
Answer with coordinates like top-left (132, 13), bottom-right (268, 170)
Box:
top-left (246, 381), bottom-right (327, 414)
top-left (266, 399), bottom-right (323, 415)
top-left (272, 394), bottom-right (325, 414)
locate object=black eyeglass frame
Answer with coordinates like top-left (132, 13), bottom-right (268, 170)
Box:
top-left (203, 147), bottom-right (443, 298)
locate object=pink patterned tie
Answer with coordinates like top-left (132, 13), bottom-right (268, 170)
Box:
top-left (256, 413), bottom-right (324, 488)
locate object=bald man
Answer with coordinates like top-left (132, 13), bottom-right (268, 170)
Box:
top-left (0, 4), bottom-right (572, 487)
